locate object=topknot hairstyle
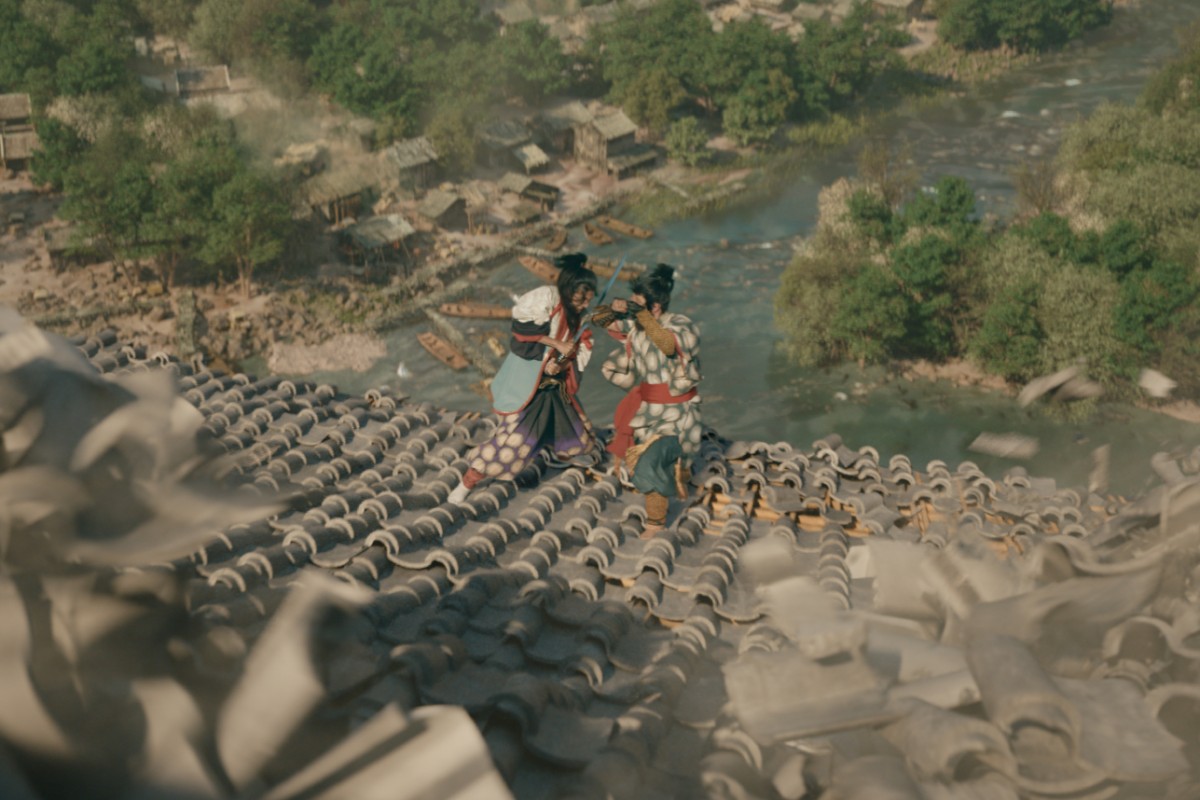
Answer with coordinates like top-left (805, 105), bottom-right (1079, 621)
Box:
top-left (554, 252), bottom-right (588, 271)
top-left (630, 263), bottom-right (676, 312)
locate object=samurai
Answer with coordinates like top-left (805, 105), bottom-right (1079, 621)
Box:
top-left (449, 254), bottom-right (599, 504)
top-left (594, 263), bottom-right (702, 537)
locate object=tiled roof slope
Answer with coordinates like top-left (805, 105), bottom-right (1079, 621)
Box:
top-left (3, 322), bottom-right (1199, 799)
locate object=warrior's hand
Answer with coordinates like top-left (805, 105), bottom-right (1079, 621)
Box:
top-left (547, 338), bottom-right (574, 356)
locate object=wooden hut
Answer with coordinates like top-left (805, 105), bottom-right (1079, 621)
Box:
top-left (302, 159), bottom-right (379, 224)
top-left (605, 143), bottom-right (659, 180)
top-left (574, 109), bottom-right (637, 171)
top-left (418, 189), bottom-right (468, 230)
top-left (173, 66), bottom-right (231, 99)
top-left (343, 213), bottom-right (416, 273)
top-left (0, 93), bottom-right (32, 129)
top-left (0, 130), bottom-right (39, 172)
top-left (539, 100), bottom-right (592, 155)
top-left (497, 172), bottom-right (560, 211)
top-left (479, 118), bottom-right (532, 170)
top-left (513, 142), bottom-right (550, 174)
top-left (384, 136), bottom-right (439, 192)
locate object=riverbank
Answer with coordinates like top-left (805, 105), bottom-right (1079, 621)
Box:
top-left (0, 1), bottom-right (1161, 383)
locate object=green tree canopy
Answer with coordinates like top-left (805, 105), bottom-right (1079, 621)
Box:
top-left (490, 20), bottom-right (571, 105)
top-left (938, 0), bottom-right (1111, 53)
top-left (199, 168), bottom-right (293, 297)
top-left (665, 116), bottom-right (712, 167)
top-left (792, 3), bottom-right (907, 118)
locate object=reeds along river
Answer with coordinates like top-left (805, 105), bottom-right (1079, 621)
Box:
top-left (297, 0), bottom-right (1200, 497)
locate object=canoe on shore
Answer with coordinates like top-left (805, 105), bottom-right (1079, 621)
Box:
top-left (596, 215), bottom-right (653, 239)
top-left (545, 227), bottom-right (568, 251)
top-left (591, 258), bottom-right (644, 282)
top-left (583, 222), bottom-right (614, 246)
top-left (418, 331), bottom-right (469, 370)
top-left (438, 301), bottom-right (511, 320)
top-left (519, 255), bottom-right (559, 283)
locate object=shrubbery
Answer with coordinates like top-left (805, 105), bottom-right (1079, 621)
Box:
top-left (938, 0), bottom-right (1111, 53)
top-left (777, 30), bottom-right (1200, 403)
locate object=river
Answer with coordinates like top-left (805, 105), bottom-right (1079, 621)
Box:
top-left (292, 1), bottom-right (1200, 497)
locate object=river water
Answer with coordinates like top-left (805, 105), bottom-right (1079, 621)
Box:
top-left (293, 1), bottom-right (1200, 497)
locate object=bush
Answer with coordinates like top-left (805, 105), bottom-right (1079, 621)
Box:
top-left (775, 246), bottom-right (860, 366)
top-left (1035, 262), bottom-right (1126, 386)
top-left (971, 282), bottom-right (1044, 381)
top-left (847, 190), bottom-right (900, 245)
top-left (939, 0), bottom-right (1111, 53)
top-left (829, 264), bottom-right (909, 364)
top-left (665, 117), bottom-right (712, 166)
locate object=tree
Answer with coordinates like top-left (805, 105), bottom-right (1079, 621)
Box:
top-left (621, 67), bottom-right (686, 137)
top-left (721, 69), bottom-right (797, 146)
top-left (308, 23), bottom-right (418, 123)
top-left (939, 0), bottom-right (1111, 53)
top-left (144, 137), bottom-right (241, 290)
top-left (134, 0), bottom-right (199, 38)
top-left (491, 20), bottom-right (570, 105)
top-left (829, 264), bottom-right (909, 364)
top-left (189, 0), bottom-right (243, 64)
top-left (591, 0), bottom-right (714, 109)
top-left (425, 101), bottom-right (476, 178)
top-left (902, 175), bottom-right (976, 234)
top-left (792, 3), bottom-right (907, 118)
top-left (0, 3), bottom-right (61, 97)
top-left (1114, 258), bottom-right (1197, 356)
top-left (55, 34), bottom-right (133, 96)
top-left (971, 282), bottom-right (1044, 381)
top-left (1035, 263), bottom-right (1126, 386)
top-left (378, 0), bottom-right (488, 49)
top-left (29, 116), bottom-right (85, 191)
top-left (665, 117), bottom-right (711, 167)
top-left (697, 17), bottom-right (795, 112)
top-left (199, 168), bottom-right (293, 298)
top-left (775, 247), bottom-right (860, 366)
top-left (1011, 157), bottom-right (1062, 217)
top-left (60, 127), bottom-right (156, 263)
top-left (847, 189), bottom-right (901, 246)
top-left (857, 138), bottom-right (918, 208)
top-left (1139, 26), bottom-right (1200, 116)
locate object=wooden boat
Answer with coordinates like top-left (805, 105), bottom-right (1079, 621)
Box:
top-left (438, 301), bottom-right (511, 320)
top-left (596, 215), bottom-right (653, 239)
top-left (583, 222), bottom-right (614, 246)
top-left (590, 258), bottom-right (644, 281)
top-left (418, 331), bottom-right (469, 370)
top-left (519, 254), bottom-right (559, 283)
top-left (545, 227), bottom-right (568, 251)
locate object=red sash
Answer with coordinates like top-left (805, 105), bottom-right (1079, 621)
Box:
top-left (607, 382), bottom-right (698, 459)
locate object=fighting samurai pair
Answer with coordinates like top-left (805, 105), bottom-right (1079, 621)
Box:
top-left (449, 253), bottom-right (702, 538)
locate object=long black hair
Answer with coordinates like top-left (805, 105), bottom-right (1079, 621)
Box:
top-left (554, 252), bottom-right (597, 334)
top-left (629, 263), bottom-right (675, 312)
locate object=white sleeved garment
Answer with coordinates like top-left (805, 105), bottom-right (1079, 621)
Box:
top-left (509, 284), bottom-right (593, 372)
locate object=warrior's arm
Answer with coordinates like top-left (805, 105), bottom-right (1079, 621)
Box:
top-left (636, 310), bottom-right (677, 357)
top-left (592, 304), bottom-right (618, 328)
